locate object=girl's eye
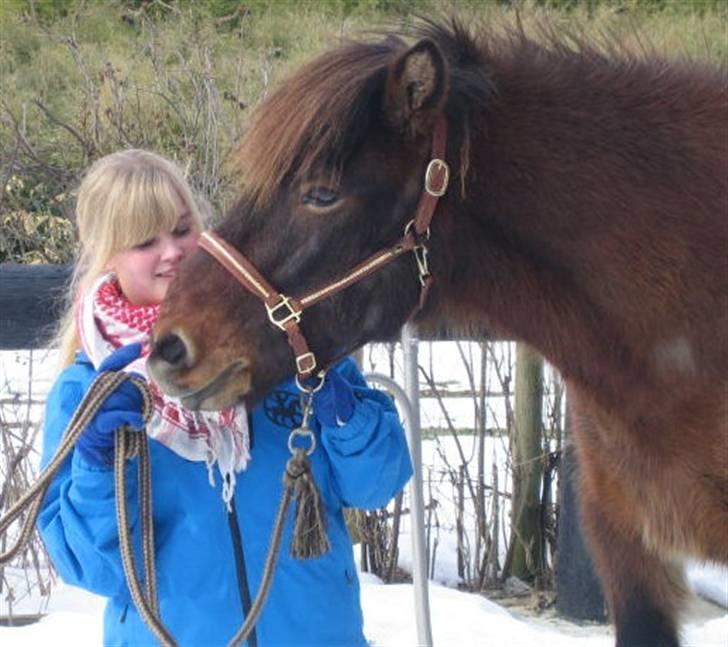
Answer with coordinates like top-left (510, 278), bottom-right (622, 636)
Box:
top-left (173, 225), bottom-right (192, 238)
top-left (302, 187), bottom-right (340, 209)
top-left (134, 238), bottom-right (156, 250)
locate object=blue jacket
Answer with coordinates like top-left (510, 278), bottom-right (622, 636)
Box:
top-left (39, 355), bottom-right (413, 646)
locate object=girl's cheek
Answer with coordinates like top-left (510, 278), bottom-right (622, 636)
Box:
top-left (183, 238), bottom-right (199, 256)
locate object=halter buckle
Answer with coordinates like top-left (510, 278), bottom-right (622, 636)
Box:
top-left (425, 158), bottom-right (449, 197)
top-left (266, 294), bottom-right (302, 330)
top-left (296, 352), bottom-right (317, 375)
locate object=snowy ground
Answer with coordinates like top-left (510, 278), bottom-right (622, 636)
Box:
top-left (1, 345), bottom-right (727, 645)
top-left (1, 567), bottom-right (726, 646)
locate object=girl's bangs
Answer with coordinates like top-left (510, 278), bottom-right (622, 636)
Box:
top-left (115, 178), bottom-right (184, 250)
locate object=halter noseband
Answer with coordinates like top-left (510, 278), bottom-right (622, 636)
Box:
top-left (197, 116), bottom-right (449, 379)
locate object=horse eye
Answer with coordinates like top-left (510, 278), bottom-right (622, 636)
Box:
top-left (302, 187), bottom-right (340, 209)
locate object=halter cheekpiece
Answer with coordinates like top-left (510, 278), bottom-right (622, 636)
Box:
top-left (198, 116), bottom-right (449, 379)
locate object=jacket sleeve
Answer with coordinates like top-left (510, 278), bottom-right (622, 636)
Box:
top-left (319, 358), bottom-right (413, 509)
top-left (37, 360), bottom-right (140, 598)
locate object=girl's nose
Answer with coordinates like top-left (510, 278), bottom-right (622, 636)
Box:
top-left (160, 236), bottom-right (185, 261)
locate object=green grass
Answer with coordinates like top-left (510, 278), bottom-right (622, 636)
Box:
top-left (1, 0), bottom-right (725, 262)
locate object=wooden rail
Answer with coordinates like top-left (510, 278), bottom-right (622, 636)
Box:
top-left (0, 264), bottom-right (72, 350)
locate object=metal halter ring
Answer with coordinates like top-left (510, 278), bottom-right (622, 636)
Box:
top-left (295, 369), bottom-right (327, 394)
top-left (288, 427), bottom-right (317, 456)
top-left (404, 219), bottom-right (431, 241)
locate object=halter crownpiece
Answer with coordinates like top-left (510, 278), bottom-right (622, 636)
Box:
top-left (198, 115), bottom-right (449, 379)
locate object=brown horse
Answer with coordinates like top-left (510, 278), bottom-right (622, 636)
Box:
top-left (148, 19), bottom-right (728, 647)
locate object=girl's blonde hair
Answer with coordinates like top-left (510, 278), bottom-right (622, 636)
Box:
top-left (53, 149), bottom-right (205, 369)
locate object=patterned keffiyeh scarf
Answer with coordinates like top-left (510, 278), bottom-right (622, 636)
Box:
top-left (77, 273), bottom-right (250, 505)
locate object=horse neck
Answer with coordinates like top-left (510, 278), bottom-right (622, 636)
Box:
top-left (425, 53), bottom-right (727, 410)
top-left (426, 219), bottom-right (641, 409)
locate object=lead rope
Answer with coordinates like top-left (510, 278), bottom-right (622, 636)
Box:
top-left (226, 379), bottom-right (330, 647)
top-left (0, 371), bottom-right (331, 647)
top-left (0, 372), bottom-right (171, 641)
top-left (0, 371), bottom-right (173, 646)
top-left (113, 409), bottom-right (175, 647)
top-left (0, 372), bottom-right (150, 565)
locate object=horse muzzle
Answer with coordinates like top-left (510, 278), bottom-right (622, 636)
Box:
top-left (148, 330), bottom-right (251, 410)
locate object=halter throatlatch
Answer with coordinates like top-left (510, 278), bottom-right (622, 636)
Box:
top-left (197, 115), bottom-right (449, 379)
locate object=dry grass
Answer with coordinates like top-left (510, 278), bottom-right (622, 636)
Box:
top-left (1, 1), bottom-right (724, 258)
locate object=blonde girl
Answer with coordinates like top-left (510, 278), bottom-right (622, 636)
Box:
top-left (54, 149), bottom-right (205, 369)
top-left (45, 147), bottom-right (250, 487)
top-left (38, 149), bottom-right (412, 646)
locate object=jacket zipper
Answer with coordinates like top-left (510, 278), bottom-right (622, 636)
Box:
top-left (227, 494), bottom-right (258, 647)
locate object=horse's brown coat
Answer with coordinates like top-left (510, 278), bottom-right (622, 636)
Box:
top-left (150, 20), bottom-right (728, 646)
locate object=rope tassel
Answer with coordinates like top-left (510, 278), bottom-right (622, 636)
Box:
top-left (285, 449), bottom-right (330, 559)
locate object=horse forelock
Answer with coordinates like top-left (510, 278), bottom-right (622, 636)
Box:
top-left (233, 40), bottom-right (400, 209)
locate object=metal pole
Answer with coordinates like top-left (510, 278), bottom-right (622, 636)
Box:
top-left (402, 323), bottom-right (433, 646)
top-left (364, 323), bottom-right (434, 646)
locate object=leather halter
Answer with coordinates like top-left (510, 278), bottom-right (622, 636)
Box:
top-left (198, 116), bottom-right (449, 378)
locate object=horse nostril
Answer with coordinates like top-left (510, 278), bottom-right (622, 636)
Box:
top-left (156, 333), bottom-right (187, 367)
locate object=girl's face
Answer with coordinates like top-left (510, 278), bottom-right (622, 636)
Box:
top-left (108, 192), bottom-right (199, 305)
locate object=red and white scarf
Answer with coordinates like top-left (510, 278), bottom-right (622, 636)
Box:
top-left (77, 273), bottom-right (250, 504)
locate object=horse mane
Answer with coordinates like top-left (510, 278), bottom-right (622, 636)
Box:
top-left (233, 18), bottom-right (495, 207)
top-left (232, 17), bottom-right (726, 208)
top-left (233, 37), bottom-right (398, 207)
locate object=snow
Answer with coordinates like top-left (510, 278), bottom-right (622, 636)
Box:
top-left (688, 562), bottom-right (728, 610)
top-left (1, 573), bottom-right (727, 646)
top-left (1, 345), bottom-right (727, 645)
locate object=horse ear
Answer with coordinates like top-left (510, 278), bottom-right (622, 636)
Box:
top-left (383, 39), bottom-right (448, 136)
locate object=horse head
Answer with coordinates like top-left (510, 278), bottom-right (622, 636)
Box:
top-left (148, 29), bottom-right (474, 408)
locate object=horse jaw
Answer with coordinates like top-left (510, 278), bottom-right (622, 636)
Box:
top-left (178, 360), bottom-right (251, 410)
